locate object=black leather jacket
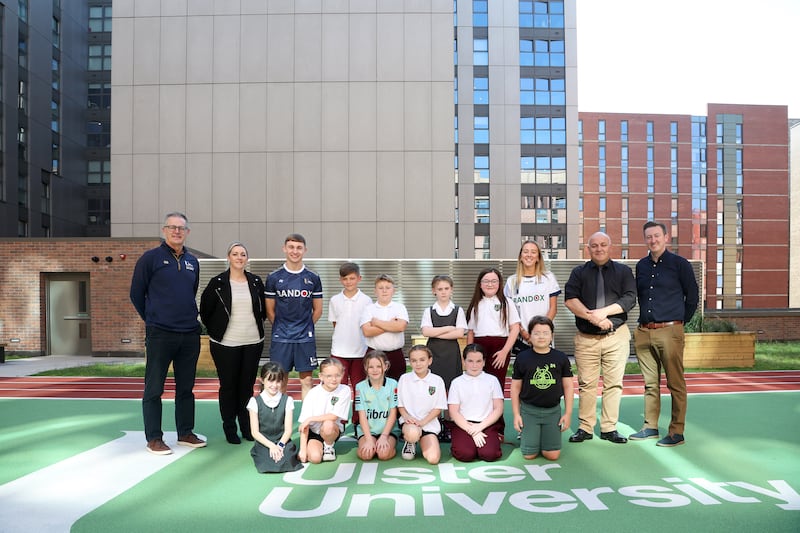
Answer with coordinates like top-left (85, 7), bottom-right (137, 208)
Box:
top-left (199, 269), bottom-right (266, 342)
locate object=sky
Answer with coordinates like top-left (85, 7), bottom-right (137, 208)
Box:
top-left (576, 0), bottom-right (800, 118)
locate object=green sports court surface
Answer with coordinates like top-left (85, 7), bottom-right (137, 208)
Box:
top-left (1, 391), bottom-right (798, 532)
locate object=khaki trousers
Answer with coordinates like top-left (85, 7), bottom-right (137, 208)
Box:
top-left (633, 324), bottom-right (687, 435)
top-left (573, 324), bottom-right (630, 433)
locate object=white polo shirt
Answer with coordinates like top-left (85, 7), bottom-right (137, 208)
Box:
top-left (448, 371), bottom-right (504, 421)
top-left (361, 300), bottom-right (409, 351)
top-left (467, 296), bottom-right (521, 336)
top-left (298, 383), bottom-right (352, 434)
top-left (329, 289), bottom-right (373, 358)
top-left (397, 370), bottom-right (447, 434)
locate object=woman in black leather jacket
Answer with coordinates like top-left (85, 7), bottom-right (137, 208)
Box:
top-left (200, 242), bottom-right (267, 444)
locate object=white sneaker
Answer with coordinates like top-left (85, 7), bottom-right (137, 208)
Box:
top-left (322, 444), bottom-right (336, 462)
top-left (401, 441), bottom-right (416, 460)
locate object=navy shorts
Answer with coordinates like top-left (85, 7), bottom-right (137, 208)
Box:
top-left (271, 342), bottom-right (318, 372)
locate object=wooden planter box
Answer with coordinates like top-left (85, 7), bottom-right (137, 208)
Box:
top-left (197, 335), bottom-right (216, 372)
top-left (164, 335), bottom-right (216, 373)
top-left (684, 332), bottom-right (756, 368)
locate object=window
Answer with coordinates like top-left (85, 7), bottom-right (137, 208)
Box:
top-left (521, 195), bottom-right (566, 224)
top-left (51, 58), bottom-right (60, 90)
top-left (88, 121), bottom-right (110, 147)
top-left (89, 5), bottom-right (113, 32)
top-left (89, 82), bottom-right (111, 109)
top-left (474, 156), bottom-right (489, 182)
top-left (41, 179), bottom-right (50, 214)
top-left (620, 120), bottom-right (628, 141)
top-left (670, 121), bottom-right (678, 142)
top-left (474, 196), bottom-right (489, 224)
top-left (598, 120), bottom-right (605, 141)
top-left (51, 17), bottom-right (60, 49)
top-left (520, 116), bottom-right (566, 145)
top-left (520, 77), bottom-right (565, 106)
top-left (473, 39), bottom-right (488, 65)
top-left (520, 1), bottom-right (564, 28)
top-left (473, 76), bottom-right (488, 104)
top-left (88, 198), bottom-right (110, 226)
top-left (521, 156), bottom-right (565, 184)
top-left (52, 142), bottom-right (60, 174)
top-left (520, 39), bottom-right (564, 67)
top-left (50, 100), bottom-right (59, 132)
top-left (88, 160), bottom-right (111, 184)
top-left (89, 44), bottom-right (112, 70)
top-left (735, 123), bottom-right (743, 144)
top-left (473, 0), bottom-right (488, 26)
top-left (474, 116), bottom-right (489, 144)
top-left (646, 121), bottom-right (654, 142)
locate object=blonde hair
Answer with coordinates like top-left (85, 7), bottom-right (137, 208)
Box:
top-left (512, 240), bottom-right (547, 293)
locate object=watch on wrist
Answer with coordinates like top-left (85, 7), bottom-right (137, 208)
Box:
top-left (277, 442), bottom-right (285, 448)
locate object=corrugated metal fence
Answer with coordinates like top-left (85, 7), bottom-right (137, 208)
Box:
top-left (197, 258), bottom-right (704, 358)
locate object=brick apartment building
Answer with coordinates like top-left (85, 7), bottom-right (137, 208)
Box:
top-left (579, 104), bottom-right (789, 309)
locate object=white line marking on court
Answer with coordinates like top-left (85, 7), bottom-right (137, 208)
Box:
top-left (0, 431), bottom-right (201, 532)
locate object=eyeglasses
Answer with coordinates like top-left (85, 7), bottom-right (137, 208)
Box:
top-left (163, 225), bottom-right (188, 232)
top-left (481, 279), bottom-right (500, 285)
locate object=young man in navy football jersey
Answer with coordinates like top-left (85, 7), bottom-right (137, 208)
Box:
top-left (265, 234), bottom-right (323, 399)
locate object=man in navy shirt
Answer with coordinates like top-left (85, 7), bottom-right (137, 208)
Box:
top-left (564, 232), bottom-right (636, 445)
top-left (630, 222), bottom-right (698, 447)
top-left (130, 212), bottom-right (206, 455)
top-left (265, 234), bottom-right (323, 399)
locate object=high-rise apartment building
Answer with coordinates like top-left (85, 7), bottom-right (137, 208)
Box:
top-left (579, 104), bottom-right (790, 309)
top-left (455, 0), bottom-right (578, 259)
top-left (109, 0), bottom-right (578, 259)
top-left (0, 1), bottom-right (106, 237)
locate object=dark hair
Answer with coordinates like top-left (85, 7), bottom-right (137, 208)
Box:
top-left (643, 221), bottom-right (667, 235)
top-left (466, 268), bottom-right (509, 329)
top-left (284, 233), bottom-right (306, 245)
top-left (258, 362), bottom-right (288, 392)
top-left (527, 315), bottom-right (554, 335)
top-left (339, 262), bottom-right (361, 277)
top-left (462, 343), bottom-right (486, 360)
top-left (363, 350), bottom-right (390, 371)
top-left (431, 274), bottom-right (454, 288)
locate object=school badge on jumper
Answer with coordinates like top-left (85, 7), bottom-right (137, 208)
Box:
top-left (494, 304), bottom-right (501, 311)
top-left (331, 397), bottom-right (339, 406)
top-left (428, 386), bottom-right (436, 396)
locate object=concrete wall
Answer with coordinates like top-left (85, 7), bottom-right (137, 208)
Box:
top-left (109, 1), bottom-right (456, 259)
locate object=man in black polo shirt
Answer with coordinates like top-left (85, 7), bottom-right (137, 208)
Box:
top-left (630, 222), bottom-right (698, 447)
top-left (564, 232), bottom-right (636, 444)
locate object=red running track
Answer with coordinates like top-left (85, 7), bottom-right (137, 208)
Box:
top-left (1, 371), bottom-right (799, 400)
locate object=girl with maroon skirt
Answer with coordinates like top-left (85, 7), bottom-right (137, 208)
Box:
top-left (466, 267), bottom-right (521, 439)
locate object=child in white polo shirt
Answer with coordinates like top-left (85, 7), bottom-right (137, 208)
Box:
top-left (397, 345), bottom-right (447, 464)
top-left (447, 344), bottom-right (505, 462)
top-left (361, 274), bottom-right (409, 381)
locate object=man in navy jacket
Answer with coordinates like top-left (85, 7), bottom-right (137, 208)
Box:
top-left (130, 212), bottom-right (206, 455)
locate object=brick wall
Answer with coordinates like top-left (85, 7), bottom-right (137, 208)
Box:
top-left (710, 310), bottom-right (800, 342)
top-left (0, 238), bottom-right (159, 356)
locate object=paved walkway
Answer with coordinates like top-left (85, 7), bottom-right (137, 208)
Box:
top-left (0, 355), bottom-right (145, 378)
